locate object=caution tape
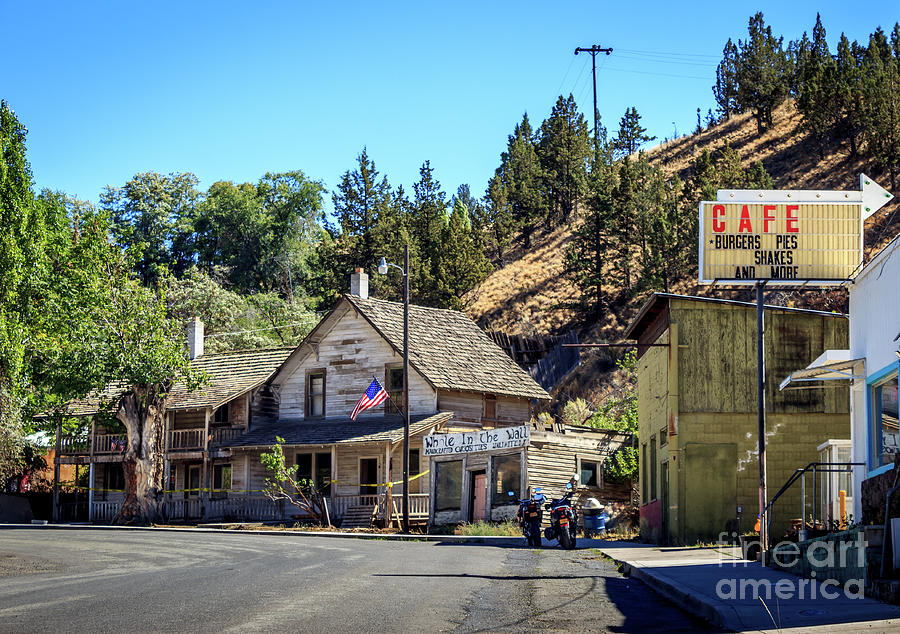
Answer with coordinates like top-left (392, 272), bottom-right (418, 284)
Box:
top-left (55, 469), bottom-right (430, 495)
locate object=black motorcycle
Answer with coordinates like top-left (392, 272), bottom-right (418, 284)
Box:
top-left (544, 482), bottom-right (577, 550)
top-left (512, 488), bottom-right (545, 547)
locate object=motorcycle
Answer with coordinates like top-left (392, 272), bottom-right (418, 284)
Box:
top-left (543, 482), bottom-right (578, 550)
top-left (511, 488), bottom-right (545, 547)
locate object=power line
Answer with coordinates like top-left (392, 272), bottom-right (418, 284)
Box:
top-left (615, 47), bottom-right (719, 59)
top-left (575, 45), bottom-right (613, 153)
top-left (205, 318), bottom-right (320, 338)
top-left (601, 66), bottom-right (710, 81)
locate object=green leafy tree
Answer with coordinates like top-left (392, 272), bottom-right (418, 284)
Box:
top-left (0, 101), bottom-right (46, 480)
top-left (101, 172), bottom-right (201, 285)
top-left (261, 436), bottom-right (330, 525)
top-left (587, 351), bottom-right (638, 483)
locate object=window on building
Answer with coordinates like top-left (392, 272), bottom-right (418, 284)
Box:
top-left (410, 449), bottom-right (420, 476)
top-left (660, 426), bottom-right (668, 446)
top-left (385, 366), bottom-right (404, 414)
top-left (491, 453), bottom-right (521, 507)
top-left (435, 460), bottom-right (463, 511)
top-left (296, 452), bottom-right (332, 494)
top-left (580, 460), bottom-right (600, 487)
top-left (213, 463), bottom-right (232, 498)
top-left (214, 403), bottom-right (230, 424)
top-left (315, 452), bottom-right (332, 496)
top-left (307, 371), bottom-right (325, 417)
top-left (650, 436), bottom-right (657, 501)
top-left (641, 443), bottom-right (648, 503)
top-left (484, 395), bottom-right (497, 421)
top-left (871, 373), bottom-right (899, 468)
top-left (103, 463), bottom-right (125, 500)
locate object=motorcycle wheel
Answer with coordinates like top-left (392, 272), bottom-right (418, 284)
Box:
top-left (559, 528), bottom-right (572, 550)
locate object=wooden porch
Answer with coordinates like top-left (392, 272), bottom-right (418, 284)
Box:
top-left (84, 492), bottom-right (430, 526)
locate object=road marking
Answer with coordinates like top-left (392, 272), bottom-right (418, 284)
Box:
top-left (0, 594), bottom-right (94, 615)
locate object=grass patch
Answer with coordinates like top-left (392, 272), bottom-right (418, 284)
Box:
top-left (454, 520), bottom-right (521, 537)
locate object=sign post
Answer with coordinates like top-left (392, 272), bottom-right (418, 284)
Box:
top-left (698, 174), bottom-right (893, 551)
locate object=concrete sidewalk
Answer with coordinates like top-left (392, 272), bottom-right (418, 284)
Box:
top-left (597, 540), bottom-right (900, 633)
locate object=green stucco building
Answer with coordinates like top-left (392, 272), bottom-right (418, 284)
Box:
top-left (625, 294), bottom-right (850, 544)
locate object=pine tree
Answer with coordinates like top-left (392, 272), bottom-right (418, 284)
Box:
top-left (566, 145), bottom-right (617, 314)
top-left (503, 113), bottom-right (545, 249)
top-left (612, 107), bottom-right (657, 158)
top-left (484, 174), bottom-right (515, 263)
top-left (409, 161), bottom-right (448, 306)
top-left (713, 39), bottom-right (740, 120)
top-left (861, 26), bottom-right (900, 189)
top-left (537, 95), bottom-right (591, 226)
top-left (735, 12), bottom-right (792, 133)
top-left (437, 200), bottom-right (492, 310)
top-left (795, 14), bottom-right (838, 152)
top-left (834, 33), bottom-right (865, 157)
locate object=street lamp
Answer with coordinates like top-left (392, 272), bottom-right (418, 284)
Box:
top-left (377, 244), bottom-right (410, 533)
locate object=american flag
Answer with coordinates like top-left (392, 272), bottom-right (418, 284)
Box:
top-left (351, 378), bottom-right (389, 421)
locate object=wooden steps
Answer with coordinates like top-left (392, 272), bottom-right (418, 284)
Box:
top-left (340, 504), bottom-right (378, 529)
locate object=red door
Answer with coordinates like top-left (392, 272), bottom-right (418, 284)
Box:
top-left (473, 473), bottom-right (486, 521)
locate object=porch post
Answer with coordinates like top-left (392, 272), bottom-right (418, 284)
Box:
top-left (52, 419), bottom-right (61, 523)
top-left (330, 445), bottom-right (337, 504)
top-left (202, 408), bottom-right (211, 522)
top-left (384, 442), bottom-right (392, 527)
top-left (162, 411), bottom-right (172, 523)
top-left (88, 420), bottom-right (96, 522)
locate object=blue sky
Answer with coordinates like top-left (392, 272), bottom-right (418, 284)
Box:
top-left (2, 1), bottom-right (897, 209)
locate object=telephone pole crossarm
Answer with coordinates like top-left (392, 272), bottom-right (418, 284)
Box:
top-left (574, 45), bottom-right (613, 153)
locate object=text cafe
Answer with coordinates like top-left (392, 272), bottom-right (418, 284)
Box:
top-left (426, 425), bottom-right (531, 527)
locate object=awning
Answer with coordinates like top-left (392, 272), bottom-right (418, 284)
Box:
top-left (779, 350), bottom-right (865, 391)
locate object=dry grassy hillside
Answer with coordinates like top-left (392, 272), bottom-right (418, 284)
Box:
top-left (466, 100), bottom-right (899, 409)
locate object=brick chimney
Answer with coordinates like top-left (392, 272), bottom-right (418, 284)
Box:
top-left (186, 317), bottom-right (204, 360)
top-left (350, 268), bottom-right (369, 299)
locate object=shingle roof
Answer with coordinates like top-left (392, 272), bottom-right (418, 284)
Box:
top-left (220, 412), bottom-right (453, 448)
top-left (61, 347), bottom-right (294, 416)
top-left (344, 295), bottom-right (549, 400)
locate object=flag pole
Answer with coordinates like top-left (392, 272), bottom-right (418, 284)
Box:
top-left (402, 243), bottom-right (410, 534)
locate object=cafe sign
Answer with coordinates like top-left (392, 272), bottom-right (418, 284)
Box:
top-left (423, 425), bottom-right (530, 457)
top-left (699, 174), bottom-right (892, 284)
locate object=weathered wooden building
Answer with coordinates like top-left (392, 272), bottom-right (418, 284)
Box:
top-left (427, 423), bottom-right (632, 528)
top-left (624, 293), bottom-right (851, 544)
top-left (55, 270), bottom-right (552, 526)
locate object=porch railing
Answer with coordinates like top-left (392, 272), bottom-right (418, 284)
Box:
top-left (79, 492), bottom-right (430, 525)
top-left (211, 427), bottom-right (244, 446)
top-left (168, 429), bottom-right (205, 451)
top-left (58, 434), bottom-right (126, 455)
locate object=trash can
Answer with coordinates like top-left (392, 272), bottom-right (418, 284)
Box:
top-left (581, 498), bottom-right (606, 537)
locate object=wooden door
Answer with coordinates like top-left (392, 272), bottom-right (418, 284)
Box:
top-left (472, 472), bottom-right (487, 522)
top-left (360, 458), bottom-right (378, 496)
top-left (186, 465), bottom-right (200, 498)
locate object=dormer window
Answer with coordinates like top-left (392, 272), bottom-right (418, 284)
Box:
top-left (307, 370), bottom-right (325, 418)
top-left (385, 366), bottom-right (405, 414)
top-left (213, 403), bottom-right (230, 424)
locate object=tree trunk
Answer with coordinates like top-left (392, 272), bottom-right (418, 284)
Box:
top-left (114, 384), bottom-right (169, 525)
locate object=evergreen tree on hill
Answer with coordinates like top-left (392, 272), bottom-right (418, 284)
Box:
top-left (501, 113), bottom-right (545, 249)
top-left (613, 107), bottom-right (657, 158)
top-left (735, 12), bottom-right (792, 133)
top-left (714, 39), bottom-right (740, 120)
top-left (409, 161), bottom-right (448, 306)
top-left (860, 26), bottom-right (900, 189)
top-left (538, 94), bottom-right (590, 226)
top-left (795, 14), bottom-right (839, 153)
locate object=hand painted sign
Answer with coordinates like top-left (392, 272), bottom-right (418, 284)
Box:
top-left (699, 174), bottom-right (893, 285)
top-left (423, 425), bottom-right (530, 457)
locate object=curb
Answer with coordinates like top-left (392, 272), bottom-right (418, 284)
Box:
top-left (619, 561), bottom-right (730, 630)
top-left (0, 523), bottom-right (526, 545)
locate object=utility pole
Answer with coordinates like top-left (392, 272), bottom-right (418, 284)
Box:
top-left (574, 45), bottom-right (613, 154)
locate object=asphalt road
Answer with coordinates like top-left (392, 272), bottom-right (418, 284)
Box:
top-left (0, 529), bottom-right (712, 633)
